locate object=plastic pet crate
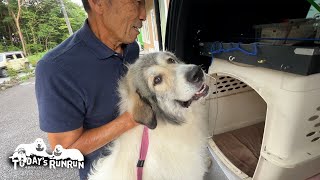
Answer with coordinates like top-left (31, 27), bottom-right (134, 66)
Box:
top-left (206, 58), bottom-right (320, 180)
top-left (253, 18), bottom-right (318, 45)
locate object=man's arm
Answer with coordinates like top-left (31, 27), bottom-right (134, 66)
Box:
top-left (36, 61), bottom-right (138, 155)
top-left (47, 112), bottom-right (138, 155)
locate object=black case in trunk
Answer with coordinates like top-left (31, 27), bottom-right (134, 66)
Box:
top-left (199, 42), bottom-right (320, 76)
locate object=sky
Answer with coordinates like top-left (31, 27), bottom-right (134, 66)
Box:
top-left (70, 0), bottom-right (83, 6)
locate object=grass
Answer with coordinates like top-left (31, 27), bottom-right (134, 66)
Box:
top-left (7, 68), bottom-right (19, 77)
top-left (28, 52), bottom-right (47, 67)
top-left (19, 73), bottom-right (34, 82)
top-left (0, 69), bottom-right (35, 91)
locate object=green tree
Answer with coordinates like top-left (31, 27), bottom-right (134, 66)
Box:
top-left (6, 0), bottom-right (27, 55)
top-left (0, 0), bottom-right (86, 54)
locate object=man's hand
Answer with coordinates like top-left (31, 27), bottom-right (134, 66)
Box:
top-left (47, 111), bottom-right (138, 155)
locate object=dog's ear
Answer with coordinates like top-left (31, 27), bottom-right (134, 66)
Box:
top-left (132, 89), bottom-right (157, 129)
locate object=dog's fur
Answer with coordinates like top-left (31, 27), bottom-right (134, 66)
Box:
top-left (89, 52), bottom-right (209, 180)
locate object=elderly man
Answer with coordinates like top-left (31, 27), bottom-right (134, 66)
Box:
top-left (35, 0), bottom-right (146, 179)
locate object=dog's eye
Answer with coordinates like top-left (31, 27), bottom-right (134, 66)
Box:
top-left (153, 75), bottom-right (162, 85)
top-left (167, 58), bottom-right (175, 64)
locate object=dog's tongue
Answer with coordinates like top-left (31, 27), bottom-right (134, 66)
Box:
top-left (193, 84), bottom-right (209, 100)
top-left (176, 84), bottom-right (209, 108)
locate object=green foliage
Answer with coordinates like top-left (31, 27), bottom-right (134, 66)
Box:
top-left (0, 0), bottom-right (86, 55)
top-left (0, 44), bottom-right (20, 52)
top-left (28, 51), bottom-right (47, 66)
top-left (7, 68), bottom-right (19, 77)
top-left (19, 73), bottom-right (32, 82)
top-left (21, 67), bottom-right (33, 74)
top-left (26, 43), bottom-right (43, 53)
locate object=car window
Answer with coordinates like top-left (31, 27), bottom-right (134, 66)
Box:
top-left (6, 55), bottom-right (14, 61)
top-left (0, 55), bottom-right (3, 62)
top-left (16, 53), bottom-right (23, 59)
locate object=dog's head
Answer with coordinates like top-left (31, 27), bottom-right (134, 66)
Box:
top-left (34, 138), bottom-right (46, 151)
top-left (17, 148), bottom-right (26, 155)
top-left (53, 144), bottom-right (63, 153)
top-left (119, 52), bottom-right (209, 129)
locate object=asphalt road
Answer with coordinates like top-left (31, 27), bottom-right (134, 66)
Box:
top-left (0, 77), bottom-right (78, 180)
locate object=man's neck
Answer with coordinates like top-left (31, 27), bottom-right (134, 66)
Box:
top-left (88, 17), bottom-right (123, 54)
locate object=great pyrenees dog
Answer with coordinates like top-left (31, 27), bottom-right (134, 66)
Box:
top-left (89, 52), bottom-right (210, 180)
top-left (10, 148), bottom-right (27, 163)
top-left (10, 138), bottom-right (49, 159)
top-left (51, 144), bottom-right (84, 161)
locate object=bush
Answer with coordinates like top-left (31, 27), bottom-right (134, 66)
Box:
top-left (27, 43), bottom-right (43, 53)
top-left (0, 44), bottom-right (20, 52)
top-left (28, 52), bottom-right (47, 67)
top-left (22, 66), bottom-right (33, 74)
top-left (7, 68), bottom-right (18, 77)
top-left (7, 67), bottom-right (33, 78)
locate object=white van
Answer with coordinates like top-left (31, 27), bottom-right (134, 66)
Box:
top-left (0, 51), bottom-right (31, 77)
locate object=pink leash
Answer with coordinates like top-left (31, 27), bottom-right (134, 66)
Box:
top-left (137, 126), bottom-right (149, 180)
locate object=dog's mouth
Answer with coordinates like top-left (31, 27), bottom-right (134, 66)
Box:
top-left (54, 151), bottom-right (62, 156)
top-left (176, 83), bottom-right (209, 108)
top-left (18, 150), bottom-right (26, 154)
top-left (36, 147), bottom-right (44, 151)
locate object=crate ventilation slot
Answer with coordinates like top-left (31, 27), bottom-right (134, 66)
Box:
top-left (306, 132), bottom-right (316, 137)
top-left (311, 137), bottom-right (320, 142)
top-left (308, 115), bottom-right (319, 121)
top-left (211, 75), bottom-right (253, 98)
top-left (307, 106), bottom-right (320, 142)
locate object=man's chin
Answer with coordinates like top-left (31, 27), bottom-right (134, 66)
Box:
top-left (123, 37), bottom-right (138, 44)
top-left (130, 31), bottom-right (140, 40)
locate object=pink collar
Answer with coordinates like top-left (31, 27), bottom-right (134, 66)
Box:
top-left (137, 126), bottom-right (149, 180)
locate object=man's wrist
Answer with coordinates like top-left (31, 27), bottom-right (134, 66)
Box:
top-left (121, 112), bottom-right (138, 129)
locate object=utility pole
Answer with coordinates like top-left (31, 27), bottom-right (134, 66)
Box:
top-left (58, 0), bottom-right (73, 35)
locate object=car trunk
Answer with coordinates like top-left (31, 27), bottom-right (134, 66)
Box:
top-left (162, 0), bottom-right (320, 179)
top-left (165, 0), bottom-right (312, 71)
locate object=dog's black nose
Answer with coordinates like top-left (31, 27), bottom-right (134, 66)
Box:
top-left (186, 66), bottom-right (203, 83)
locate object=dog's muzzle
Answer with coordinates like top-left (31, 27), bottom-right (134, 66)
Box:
top-left (176, 83), bottom-right (209, 108)
top-left (54, 151), bottom-right (62, 156)
top-left (185, 66), bottom-right (203, 84)
top-left (36, 147), bottom-right (44, 151)
top-left (176, 66), bottom-right (209, 108)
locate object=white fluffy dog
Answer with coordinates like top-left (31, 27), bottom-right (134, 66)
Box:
top-left (51, 145), bottom-right (84, 161)
top-left (32, 138), bottom-right (50, 157)
top-left (10, 148), bottom-right (27, 163)
top-left (89, 52), bottom-right (209, 180)
top-left (10, 138), bottom-right (49, 159)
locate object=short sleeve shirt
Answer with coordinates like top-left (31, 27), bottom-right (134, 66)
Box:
top-left (35, 20), bottom-right (139, 179)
